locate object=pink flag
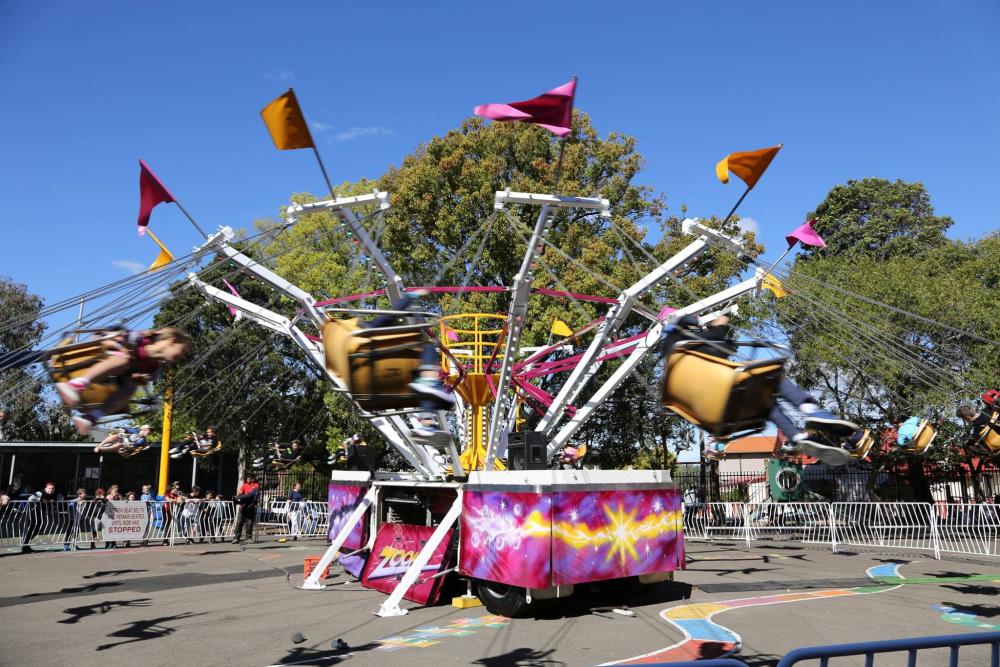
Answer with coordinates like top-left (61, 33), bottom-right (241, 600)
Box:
top-left (137, 160), bottom-right (175, 236)
top-left (785, 219), bottom-right (827, 249)
top-left (656, 305), bottom-right (677, 321)
top-left (473, 79), bottom-right (576, 137)
top-left (222, 279), bottom-right (242, 321)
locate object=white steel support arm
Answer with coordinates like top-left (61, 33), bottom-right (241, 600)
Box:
top-left (286, 191), bottom-right (404, 304)
top-left (188, 274), bottom-right (446, 479)
top-left (535, 237), bottom-right (711, 434)
top-left (215, 244), bottom-right (326, 330)
top-left (547, 276), bottom-right (762, 454)
top-left (483, 191), bottom-right (610, 469)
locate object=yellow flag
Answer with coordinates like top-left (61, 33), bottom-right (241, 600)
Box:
top-left (260, 89), bottom-right (315, 151)
top-left (760, 273), bottom-right (789, 298)
top-left (551, 319), bottom-right (573, 337)
top-left (146, 228), bottom-right (174, 272)
top-left (716, 144), bottom-right (782, 189)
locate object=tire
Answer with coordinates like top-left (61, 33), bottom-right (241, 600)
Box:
top-left (475, 580), bottom-right (531, 617)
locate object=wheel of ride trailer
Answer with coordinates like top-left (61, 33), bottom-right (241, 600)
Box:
top-left (475, 580), bottom-right (531, 617)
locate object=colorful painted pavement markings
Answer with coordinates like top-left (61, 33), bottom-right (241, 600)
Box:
top-left (374, 615), bottom-right (510, 652)
top-left (603, 563), bottom-right (906, 665)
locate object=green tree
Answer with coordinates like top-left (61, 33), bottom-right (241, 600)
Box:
top-left (769, 178), bottom-right (998, 500)
top-left (0, 277), bottom-right (74, 440)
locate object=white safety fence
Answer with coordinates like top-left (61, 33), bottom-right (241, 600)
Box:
top-left (684, 501), bottom-right (1000, 560)
top-left (257, 499), bottom-right (330, 539)
top-left (0, 499), bottom-right (254, 550)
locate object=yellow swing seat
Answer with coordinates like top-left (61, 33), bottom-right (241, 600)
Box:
top-left (911, 420), bottom-right (937, 455)
top-left (660, 342), bottom-right (786, 439)
top-left (118, 445), bottom-right (151, 459)
top-left (849, 430), bottom-right (876, 460)
top-left (978, 413), bottom-right (1000, 453)
top-left (190, 441), bottom-right (222, 458)
top-left (47, 336), bottom-right (123, 410)
top-left (322, 317), bottom-right (427, 411)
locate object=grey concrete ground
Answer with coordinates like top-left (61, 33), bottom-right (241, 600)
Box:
top-left (1, 540), bottom-right (999, 666)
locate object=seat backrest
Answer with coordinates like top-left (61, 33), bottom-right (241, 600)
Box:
top-left (48, 337), bottom-right (124, 409)
top-left (912, 420), bottom-right (937, 453)
top-left (322, 318), bottom-right (424, 410)
top-left (980, 417), bottom-right (1000, 452)
top-left (851, 430), bottom-right (875, 460)
top-left (660, 348), bottom-right (784, 438)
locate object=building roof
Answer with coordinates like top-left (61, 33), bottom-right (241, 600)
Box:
top-left (724, 435), bottom-right (778, 455)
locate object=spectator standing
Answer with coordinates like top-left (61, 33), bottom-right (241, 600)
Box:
top-left (287, 482), bottom-right (305, 541)
top-left (181, 486), bottom-right (202, 544)
top-left (200, 491), bottom-right (220, 543)
top-left (232, 475), bottom-right (260, 544)
top-left (165, 482), bottom-right (185, 543)
top-left (64, 488), bottom-right (88, 550)
top-left (0, 409), bottom-right (9, 441)
top-left (139, 484), bottom-right (154, 546)
top-left (21, 482), bottom-right (63, 553)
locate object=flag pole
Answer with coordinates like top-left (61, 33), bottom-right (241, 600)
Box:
top-left (311, 146), bottom-right (336, 198)
top-left (171, 199), bottom-right (209, 239)
top-left (720, 185), bottom-right (751, 229)
top-left (762, 244), bottom-right (795, 276)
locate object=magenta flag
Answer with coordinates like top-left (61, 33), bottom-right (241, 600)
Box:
top-left (785, 219), bottom-right (827, 248)
top-left (473, 79), bottom-right (576, 137)
top-left (222, 279), bottom-right (242, 320)
top-left (137, 160), bottom-right (175, 236)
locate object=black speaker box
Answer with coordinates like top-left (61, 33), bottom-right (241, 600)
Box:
top-left (507, 431), bottom-right (549, 470)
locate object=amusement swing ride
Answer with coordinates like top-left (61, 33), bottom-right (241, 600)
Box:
top-left (185, 184), bottom-right (781, 617)
top-left (13, 81), bottom-right (995, 619)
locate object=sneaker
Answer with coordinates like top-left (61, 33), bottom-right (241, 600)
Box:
top-left (56, 382), bottom-right (82, 407)
top-left (409, 378), bottom-right (455, 405)
top-left (169, 446), bottom-right (183, 455)
top-left (795, 435), bottom-right (855, 466)
top-left (72, 415), bottom-right (94, 435)
top-left (412, 427), bottom-right (451, 449)
top-left (801, 406), bottom-right (859, 437)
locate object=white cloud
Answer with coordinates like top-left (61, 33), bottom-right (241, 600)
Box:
top-left (310, 121), bottom-right (333, 131)
top-left (330, 126), bottom-right (395, 142)
top-left (112, 259), bottom-right (146, 274)
top-left (737, 217), bottom-right (759, 236)
top-left (263, 67), bottom-right (294, 83)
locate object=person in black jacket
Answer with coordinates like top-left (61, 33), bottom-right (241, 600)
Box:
top-left (231, 475), bottom-right (260, 544)
top-left (21, 482), bottom-right (63, 553)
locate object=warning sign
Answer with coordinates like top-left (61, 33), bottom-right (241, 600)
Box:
top-left (101, 501), bottom-right (149, 540)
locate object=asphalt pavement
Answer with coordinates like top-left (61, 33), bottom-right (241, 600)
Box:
top-left (2, 539), bottom-right (999, 666)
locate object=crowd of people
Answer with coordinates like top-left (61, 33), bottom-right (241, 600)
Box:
top-left (0, 473), bottom-right (305, 553)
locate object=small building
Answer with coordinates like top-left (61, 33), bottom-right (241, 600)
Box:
top-left (718, 435), bottom-right (779, 476)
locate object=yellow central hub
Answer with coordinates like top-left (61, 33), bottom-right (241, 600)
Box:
top-left (439, 314), bottom-right (508, 471)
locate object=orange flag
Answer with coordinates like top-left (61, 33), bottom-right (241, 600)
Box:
top-left (261, 89), bottom-right (315, 151)
top-left (146, 228), bottom-right (174, 272)
top-left (716, 144), bottom-right (782, 189)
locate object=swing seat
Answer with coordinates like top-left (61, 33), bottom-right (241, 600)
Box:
top-left (47, 337), bottom-right (123, 410)
top-left (978, 415), bottom-right (1000, 453)
top-left (660, 343), bottom-right (786, 439)
top-left (191, 441), bottom-right (222, 458)
top-left (911, 420), bottom-right (937, 455)
top-left (322, 318), bottom-right (425, 410)
top-left (849, 430), bottom-right (876, 460)
top-left (118, 445), bottom-right (150, 459)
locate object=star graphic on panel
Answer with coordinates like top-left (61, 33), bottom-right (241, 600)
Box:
top-left (499, 499), bottom-right (506, 512)
top-left (653, 498), bottom-right (663, 513)
top-left (604, 502), bottom-right (640, 568)
top-left (569, 509), bottom-right (579, 522)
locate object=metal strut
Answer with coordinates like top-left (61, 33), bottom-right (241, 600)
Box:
top-left (484, 190), bottom-right (610, 469)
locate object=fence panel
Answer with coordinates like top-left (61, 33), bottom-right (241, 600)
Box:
top-left (936, 503), bottom-right (1000, 557)
top-left (832, 502), bottom-right (938, 557)
top-left (745, 502), bottom-right (833, 545)
top-left (682, 502), bottom-right (749, 542)
top-left (257, 499), bottom-right (329, 539)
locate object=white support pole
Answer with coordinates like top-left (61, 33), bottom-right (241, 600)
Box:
top-left (547, 277), bottom-right (761, 454)
top-left (375, 492), bottom-right (463, 617)
top-left (301, 485), bottom-right (377, 590)
top-left (286, 191), bottom-right (404, 304)
top-left (536, 237), bottom-right (711, 434)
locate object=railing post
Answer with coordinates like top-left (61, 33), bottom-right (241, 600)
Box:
top-left (929, 502), bottom-right (941, 560)
top-left (829, 502), bottom-right (838, 554)
top-left (744, 502), bottom-right (752, 548)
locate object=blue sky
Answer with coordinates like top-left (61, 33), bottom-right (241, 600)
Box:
top-left (2, 1), bottom-right (997, 305)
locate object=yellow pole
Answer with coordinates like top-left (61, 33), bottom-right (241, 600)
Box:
top-left (157, 370), bottom-right (174, 496)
